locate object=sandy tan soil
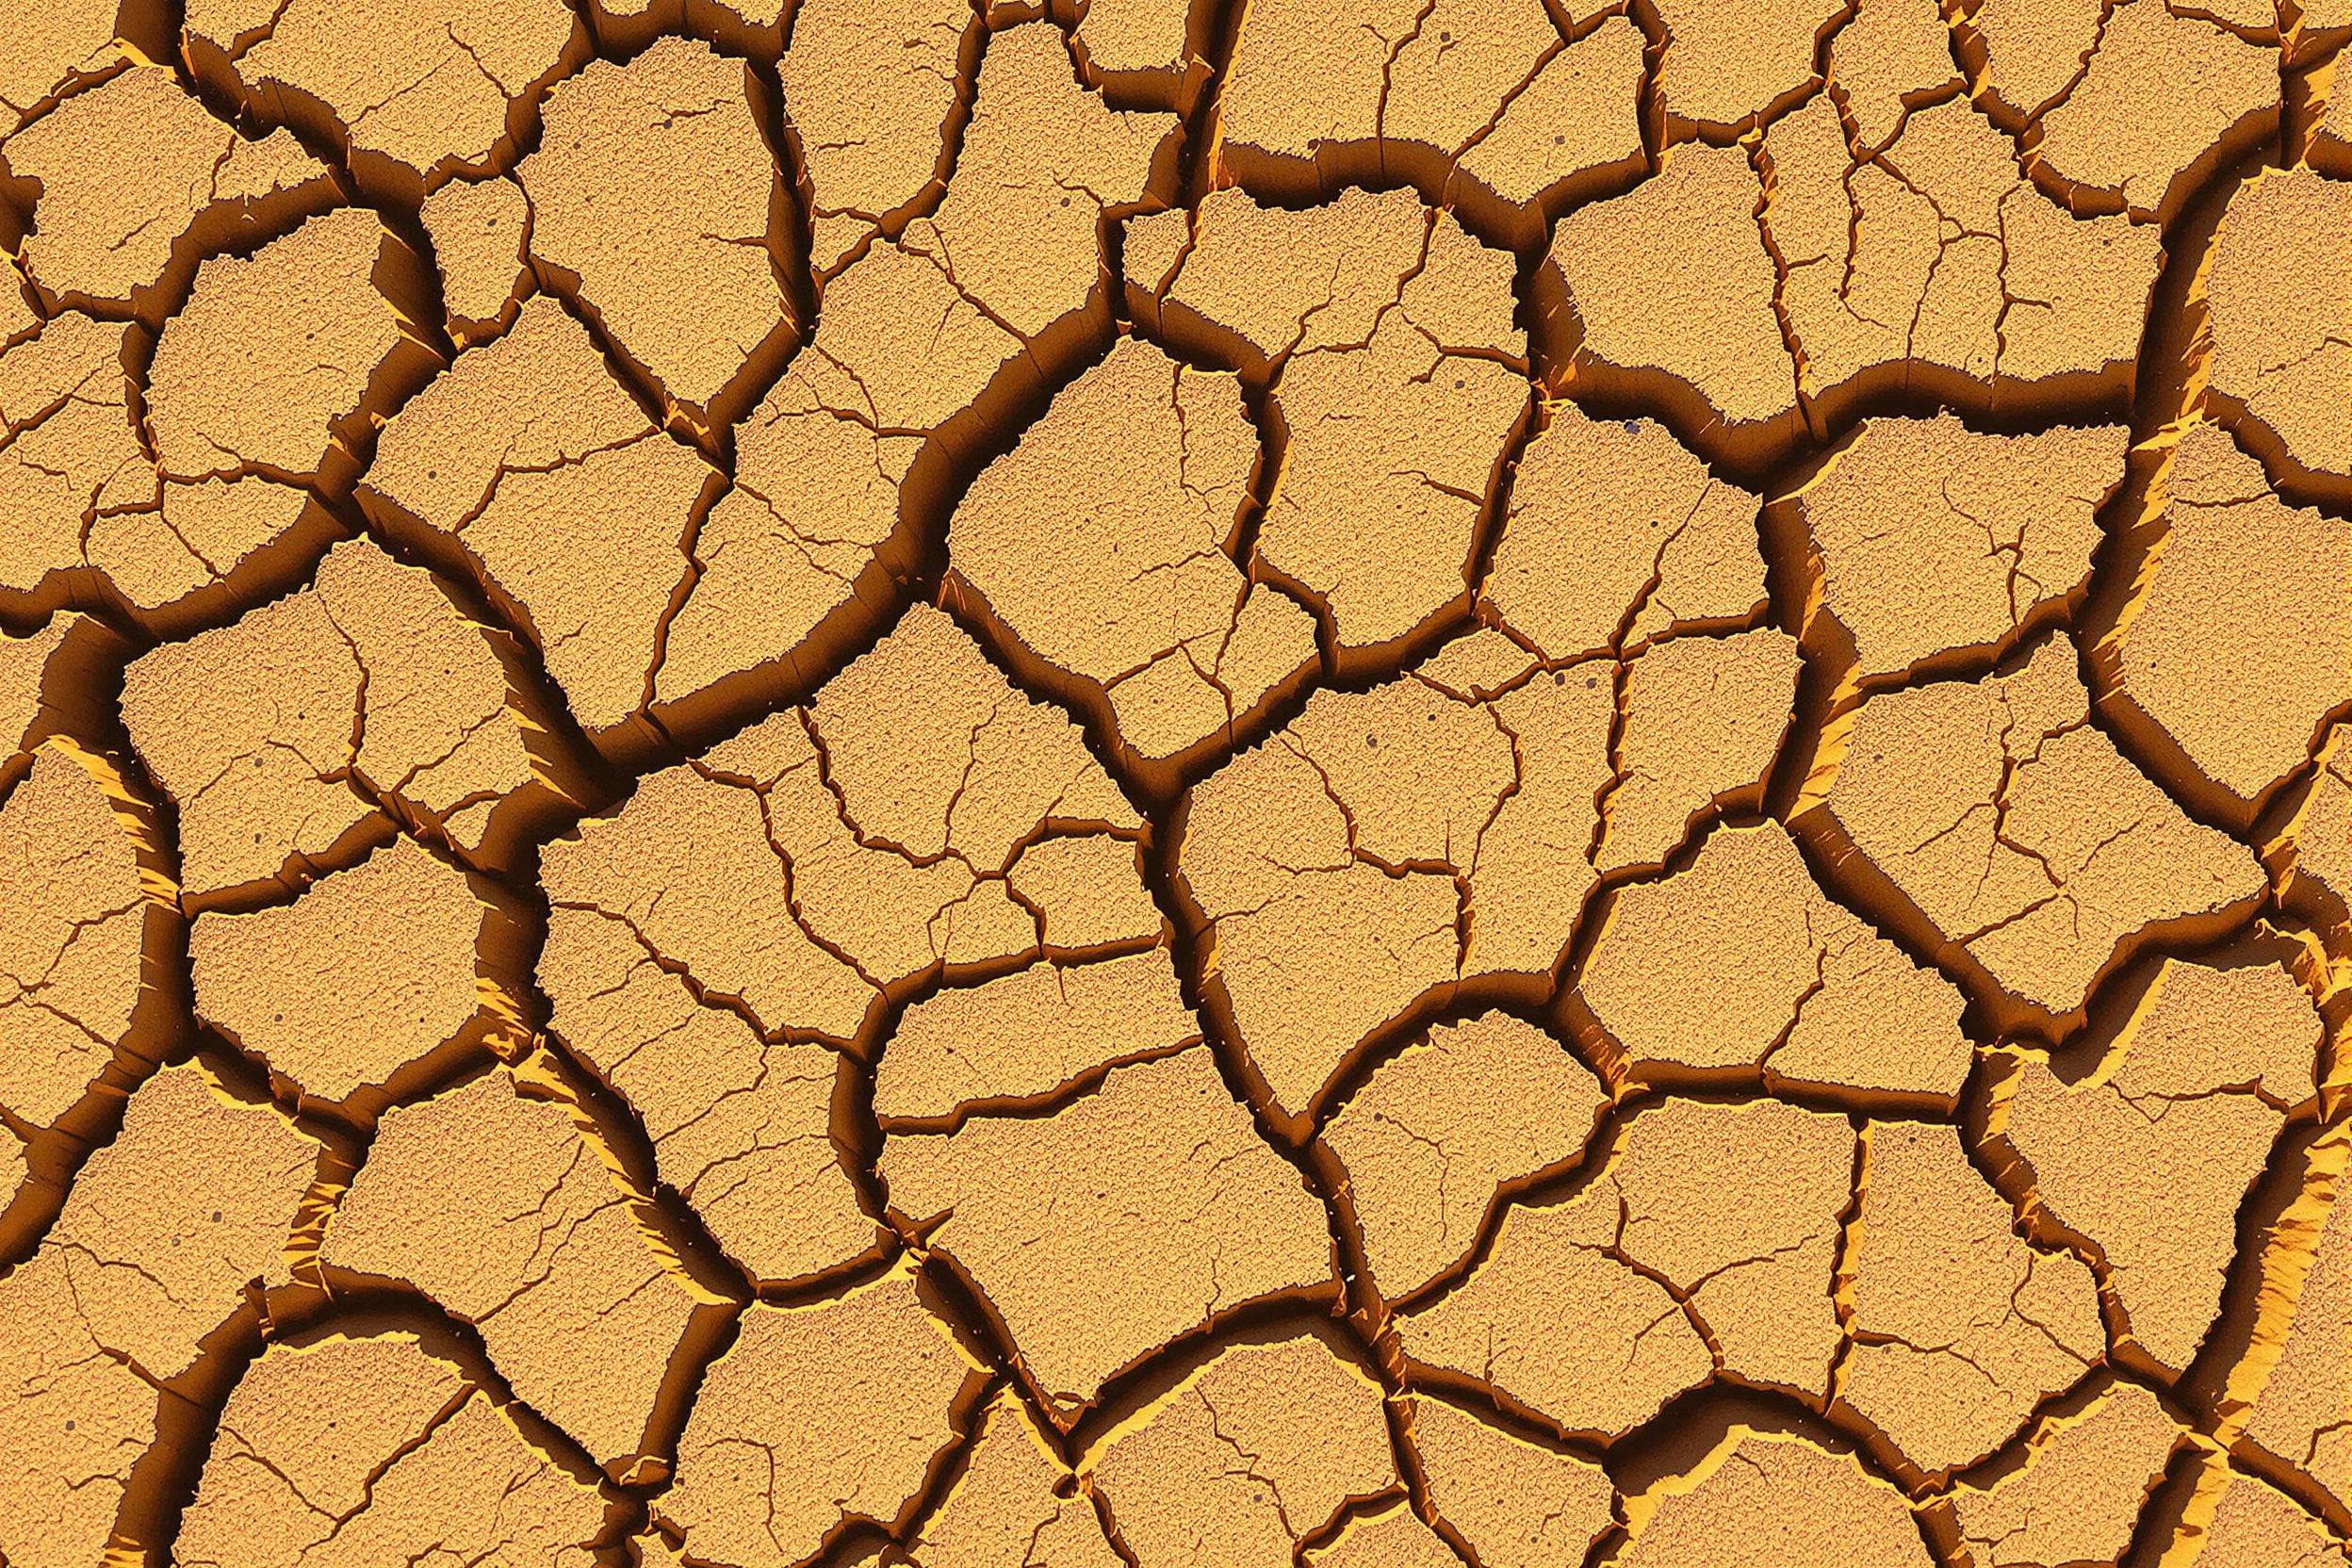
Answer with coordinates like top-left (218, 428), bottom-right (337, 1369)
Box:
top-left (0, 4), bottom-right (2348, 1566)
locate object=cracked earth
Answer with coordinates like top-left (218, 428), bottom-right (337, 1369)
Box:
top-left (0, 0), bottom-right (2348, 1564)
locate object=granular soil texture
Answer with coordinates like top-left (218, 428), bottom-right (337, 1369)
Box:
top-left (0, 1), bottom-right (2349, 1565)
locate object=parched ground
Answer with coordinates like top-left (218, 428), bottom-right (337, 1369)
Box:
top-left (1, 0), bottom-right (2350, 1565)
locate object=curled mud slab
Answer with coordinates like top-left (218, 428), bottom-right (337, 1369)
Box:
top-left (2, 8), bottom-right (2349, 1568)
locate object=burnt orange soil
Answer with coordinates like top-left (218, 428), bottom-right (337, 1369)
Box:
top-left (1, 4), bottom-right (2350, 1567)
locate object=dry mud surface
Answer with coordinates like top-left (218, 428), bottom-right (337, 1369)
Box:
top-left (0, 0), bottom-right (2350, 1565)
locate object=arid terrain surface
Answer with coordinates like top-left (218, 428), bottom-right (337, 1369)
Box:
top-left (1, 0), bottom-right (2349, 1564)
